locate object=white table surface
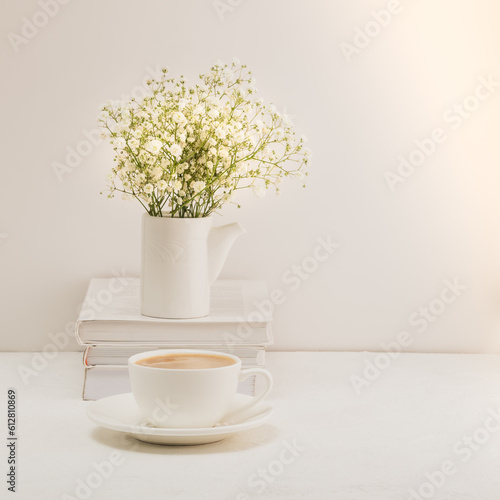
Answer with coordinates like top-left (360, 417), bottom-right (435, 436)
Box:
top-left (1, 351), bottom-right (500, 500)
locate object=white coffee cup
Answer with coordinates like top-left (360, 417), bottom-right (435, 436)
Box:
top-left (128, 349), bottom-right (273, 428)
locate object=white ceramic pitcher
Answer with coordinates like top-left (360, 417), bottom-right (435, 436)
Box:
top-left (140, 214), bottom-right (245, 318)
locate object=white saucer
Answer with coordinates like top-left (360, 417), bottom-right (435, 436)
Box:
top-left (87, 393), bottom-right (273, 446)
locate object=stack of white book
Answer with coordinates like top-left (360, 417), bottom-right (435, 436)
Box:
top-left (75, 278), bottom-right (273, 400)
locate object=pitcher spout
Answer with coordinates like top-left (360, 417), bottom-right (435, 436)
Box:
top-left (207, 222), bottom-right (246, 284)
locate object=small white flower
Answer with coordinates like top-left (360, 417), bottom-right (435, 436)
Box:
top-left (111, 137), bottom-right (126, 149)
top-left (192, 105), bottom-right (204, 116)
top-left (222, 68), bottom-right (234, 82)
top-left (208, 108), bottom-right (219, 119)
top-left (110, 99), bottom-right (126, 110)
top-left (169, 144), bottom-right (183, 157)
top-left (143, 184), bottom-right (154, 194)
top-left (219, 147), bottom-right (229, 159)
top-left (252, 185), bottom-right (266, 198)
top-left (157, 180), bottom-right (168, 191)
top-left (125, 160), bottom-right (135, 172)
top-left (294, 170), bottom-right (306, 181)
top-left (132, 127), bottom-right (144, 138)
top-left (214, 126), bottom-right (227, 139)
top-left (283, 114), bottom-right (293, 126)
top-left (112, 121), bottom-right (128, 134)
top-left (191, 180), bottom-right (206, 193)
top-left (236, 163), bottom-right (248, 175)
top-left (151, 167), bottom-right (163, 180)
top-left (145, 139), bottom-right (163, 155)
top-left (172, 180), bottom-right (183, 191)
top-left (233, 131), bottom-right (245, 143)
top-left (172, 111), bottom-right (186, 124)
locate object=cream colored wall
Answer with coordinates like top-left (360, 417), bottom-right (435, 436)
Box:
top-left (1, 0), bottom-right (500, 352)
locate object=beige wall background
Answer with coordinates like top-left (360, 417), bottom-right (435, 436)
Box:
top-left (1, 0), bottom-right (500, 352)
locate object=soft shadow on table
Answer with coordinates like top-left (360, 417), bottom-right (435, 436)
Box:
top-left (89, 424), bottom-right (279, 455)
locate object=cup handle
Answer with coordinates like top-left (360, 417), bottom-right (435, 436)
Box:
top-left (224, 368), bottom-right (273, 422)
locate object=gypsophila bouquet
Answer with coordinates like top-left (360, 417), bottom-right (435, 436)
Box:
top-left (98, 59), bottom-right (311, 218)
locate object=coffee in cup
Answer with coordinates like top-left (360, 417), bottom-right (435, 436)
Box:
top-left (135, 353), bottom-right (237, 370)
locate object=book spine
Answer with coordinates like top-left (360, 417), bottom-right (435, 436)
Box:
top-left (265, 323), bottom-right (274, 345)
top-left (83, 347), bottom-right (90, 367)
top-left (77, 338), bottom-right (272, 347)
top-left (74, 321), bottom-right (85, 346)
